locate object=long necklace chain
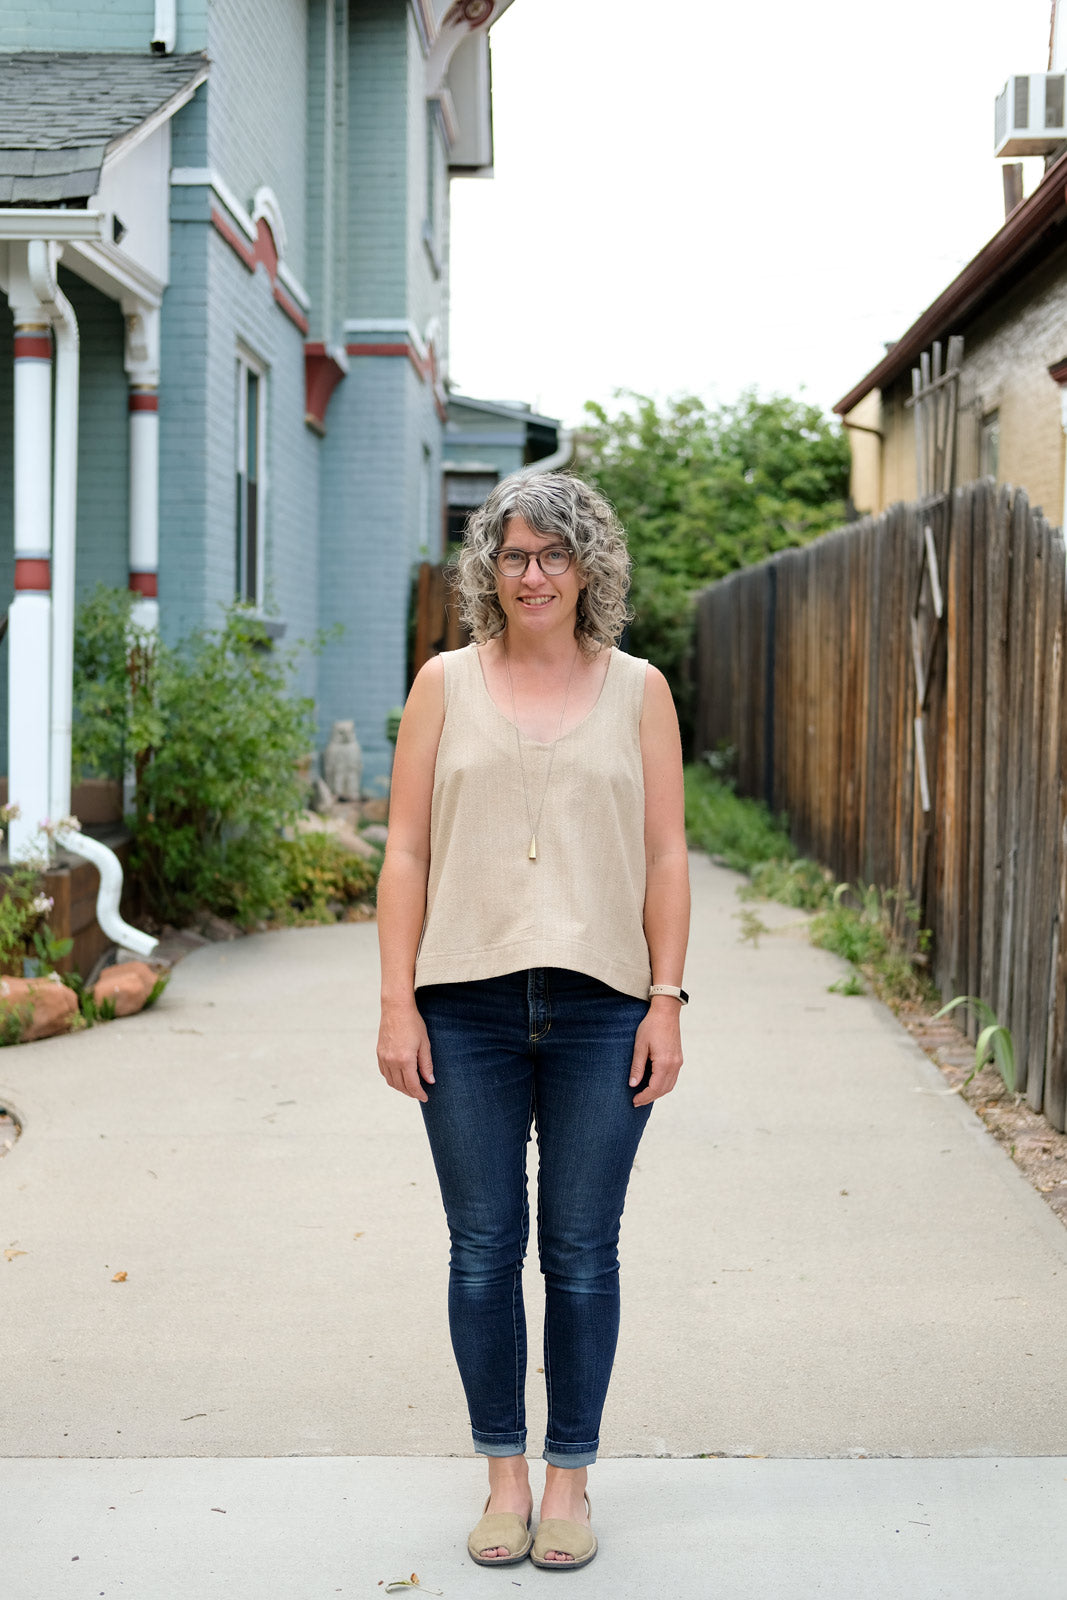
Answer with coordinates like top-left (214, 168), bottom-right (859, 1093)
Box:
top-left (503, 639), bottom-right (581, 862)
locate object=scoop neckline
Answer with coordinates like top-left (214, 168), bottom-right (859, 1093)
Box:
top-left (471, 642), bottom-right (617, 746)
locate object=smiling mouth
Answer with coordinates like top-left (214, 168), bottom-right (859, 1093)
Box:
top-left (518, 596), bottom-right (554, 606)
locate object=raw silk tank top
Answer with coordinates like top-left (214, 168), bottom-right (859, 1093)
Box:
top-left (413, 642), bottom-right (652, 1001)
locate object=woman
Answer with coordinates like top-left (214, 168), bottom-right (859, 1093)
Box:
top-left (376, 470), bottom-right (689, 1570)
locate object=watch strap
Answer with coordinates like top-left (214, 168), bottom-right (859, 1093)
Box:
top-left (649, 984), bottom-right (689, 1004)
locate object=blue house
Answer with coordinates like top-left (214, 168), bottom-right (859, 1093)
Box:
top-left (0, 0), bottom-right (557, 875)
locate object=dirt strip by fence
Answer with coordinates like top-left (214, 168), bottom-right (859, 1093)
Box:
top-left (694, 480), bottom-right (1067, 1131)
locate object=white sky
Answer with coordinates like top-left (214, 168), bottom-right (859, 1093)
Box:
top-left (448, 0), bottom-right (1056, 426)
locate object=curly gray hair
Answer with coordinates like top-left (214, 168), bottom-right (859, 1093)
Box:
top-left (452, 471), bottom-right (632, 654)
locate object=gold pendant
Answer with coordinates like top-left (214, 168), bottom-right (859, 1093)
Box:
top-left (528, 835), bottom-right (538, 861)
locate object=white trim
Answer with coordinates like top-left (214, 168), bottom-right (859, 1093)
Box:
top-left (64, 238), bottom-right (164, 308)
top-left (276, 260), bottom-right (311, 312)
top-left (251, 185), bottom-right (287, 258)
top-left (235, 346), bottom-right (268, 613)
top-left (102, 62), bottom-right (208, 169)
top-left (171, 166), bottom-right (257, 240)
top-left (0, 210), bottom-right (111, 242)
top-left (343, 317), bottom-right (430, 361)
top-left (169, 168), bottom-right (311, 307)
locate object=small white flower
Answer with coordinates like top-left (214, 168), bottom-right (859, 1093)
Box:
top-left (32, 895), bottom-right (54, 915)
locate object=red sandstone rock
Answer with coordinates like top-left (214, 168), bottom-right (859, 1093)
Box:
top-left (91, 961), bottom-right (161, 1018)
top-left (0, 975), bottom-right (79, 1042)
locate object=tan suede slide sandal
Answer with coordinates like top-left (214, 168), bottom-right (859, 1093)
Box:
top-left (530, 1492), bottom-right (598, 1571)
top-left (466, 1496), bottom-right (534, 1566)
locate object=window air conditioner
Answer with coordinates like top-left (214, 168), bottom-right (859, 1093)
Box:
top-left (994, 73), bottom-right (1067, 157)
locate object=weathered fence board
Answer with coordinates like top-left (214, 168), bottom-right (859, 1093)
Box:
top-left (693, 481), bottom-right (1067, 1130)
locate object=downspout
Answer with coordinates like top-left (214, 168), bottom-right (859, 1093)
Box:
top-left (27, 242), bottom-right (157, 960)
top-left (531, 428), bottom-right (574, 474)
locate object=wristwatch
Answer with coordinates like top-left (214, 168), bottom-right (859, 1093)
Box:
top-left (648, 984), bottom-right (689, 1004)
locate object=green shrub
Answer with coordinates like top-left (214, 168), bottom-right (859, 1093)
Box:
top-left (811, 883), bottom-right (934, 1008)
top-left (72, 592), bottom-right (325, 927)
top-left (684, 763), bottom-right (794, 872)
top-left (273, 833), bottom-right (378, 924)
top-left (745, 856), bottom-right (835, 911)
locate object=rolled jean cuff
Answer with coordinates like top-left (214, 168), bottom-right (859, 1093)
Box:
top-left (473, 1430), bottom-right (527, 1458)
top-left (543, 1439), bottom-right (598, 1469)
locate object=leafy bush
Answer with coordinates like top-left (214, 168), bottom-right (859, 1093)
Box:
top-left (0, 853), bottom-right (72, 977)
top-left (274, 833), bottom-right (378, 924)
top-left (810, 883), bottom-right (934, 1008)
top-left (577, 390), bottom-right (850, 741)
top-left (684, 763), bottom-right (794, 873)
top-left (72, 591), bottom-right (321, 927)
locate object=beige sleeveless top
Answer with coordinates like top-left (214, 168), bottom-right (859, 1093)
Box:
top-left (414, 643), bottom-right (652, 1000)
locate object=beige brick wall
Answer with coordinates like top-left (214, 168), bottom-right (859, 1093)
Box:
top-left (845, 238), bottom-right (1067, 525)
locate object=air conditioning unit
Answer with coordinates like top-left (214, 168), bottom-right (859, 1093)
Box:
top-left (995, 73), bottom-right (1067, 156)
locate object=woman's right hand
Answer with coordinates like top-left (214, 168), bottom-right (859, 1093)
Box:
top-left (377, 999), bottom-right (435, 1103)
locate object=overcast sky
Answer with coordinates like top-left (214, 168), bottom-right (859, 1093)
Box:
top-left (448, 0), bottom-right (1055, 426)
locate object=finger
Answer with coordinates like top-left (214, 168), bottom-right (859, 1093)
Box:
top-left (629, 1033), bottom-right (649, 1088)
top-left (633, 1060), bottom-right (681, 1107)
top-left (400, 1061), bottom-right (428, 1102)
top-left (417, 1038), bottom-right (435, 1084)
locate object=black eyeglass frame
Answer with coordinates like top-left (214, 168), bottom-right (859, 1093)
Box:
top-left (491, 545), bottom-right (574, 577)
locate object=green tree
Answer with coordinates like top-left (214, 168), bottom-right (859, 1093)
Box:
top-left (575, 389), bottom-right (850, 742)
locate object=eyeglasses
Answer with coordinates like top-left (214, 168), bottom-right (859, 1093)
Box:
top-left (493, 546), bottom-right (573, 578)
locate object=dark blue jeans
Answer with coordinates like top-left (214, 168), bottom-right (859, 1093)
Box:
top-left (416, 967), bottom-right (652, 1468)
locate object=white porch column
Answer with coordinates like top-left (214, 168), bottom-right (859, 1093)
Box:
top-left (124, 305), bottom-right (161, 631)
top-left (7, 244), bottom-right (53, 861)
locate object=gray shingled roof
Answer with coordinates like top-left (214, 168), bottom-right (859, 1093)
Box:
top-left (0, 52), bottom-right (208, 205)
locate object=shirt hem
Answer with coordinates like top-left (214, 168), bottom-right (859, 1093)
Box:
top-left (414, 940), bottom-right (652, 1003)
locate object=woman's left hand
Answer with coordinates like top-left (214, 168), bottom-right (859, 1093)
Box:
top-left (629, 999), bottom-right (684, 1106)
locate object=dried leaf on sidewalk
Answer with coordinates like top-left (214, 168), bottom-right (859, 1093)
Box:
top-left (383, 1577), bottom-right (442, 1595)
top-left (111, 1270), bottom-right (127, 1282)
top-left (5, 1248), bottom-right (27, 1261)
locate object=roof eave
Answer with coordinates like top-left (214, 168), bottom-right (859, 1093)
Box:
top-left (834, 147), bottom-right (1067, 416)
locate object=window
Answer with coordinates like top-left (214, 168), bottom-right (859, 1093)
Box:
top-left (444, 472), bottom-right (498, 546)
top-left (979, 409), bottom-right (1000, 481)
top-left (235, 352), bottom-right (267, 605)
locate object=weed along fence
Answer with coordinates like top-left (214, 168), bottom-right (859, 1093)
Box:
top-left (693, 480), bottom-right (1067, 1132)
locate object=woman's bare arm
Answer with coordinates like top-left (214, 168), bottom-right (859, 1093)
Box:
top-left (376, 654), bottom-right (445, 1101)
top-left (631, 664), bottom-right (690, 1107)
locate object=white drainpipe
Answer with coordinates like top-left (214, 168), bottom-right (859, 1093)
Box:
top-left (533, 428), bottom-right (574, 474)
top-left (24, 242), bottom-right (157, 959)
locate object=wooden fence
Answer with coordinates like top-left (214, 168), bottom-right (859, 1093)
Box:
top-left (694, 480), bottom-right (1067, 1131)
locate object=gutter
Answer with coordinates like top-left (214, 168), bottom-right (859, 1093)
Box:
top-left (834, 146), bottom-right (1067, 416)
top-left (24, 243), bottom-right (157, 961)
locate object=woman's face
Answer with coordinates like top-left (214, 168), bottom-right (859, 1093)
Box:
top-left (493, 516), bottom-right (586, 640)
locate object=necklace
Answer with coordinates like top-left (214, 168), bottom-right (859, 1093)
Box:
top-left (502, 639), bottom-right (581, 861)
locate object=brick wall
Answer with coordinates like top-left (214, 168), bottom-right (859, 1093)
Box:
top-left (0, 1), bottom-right (208, 52)
top-left (347, 0), bottom-right (409, 317)
top-left (206, 0), bottom-right (310, 285)
top-left (865, 241), bottom-right (1067, 523)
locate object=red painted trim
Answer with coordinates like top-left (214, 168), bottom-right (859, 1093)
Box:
top-left (1049, 358), bottom-right (1067, 386)
top-left (835, 149), bottom-right (1067, 414)
top-left (129, 571), bottom-right (158, 598)
top-left (15, 557), bottom-right (50, 591)
top-left (345, 341), bottom-right (432, 386)
top-left (129, 390), bottom-right (159, 413)
top-left (210, 207), bottom-right (308, 333)
top-left (273, 284), bottom-right (309, 335)
top-left (304, 343), bottom-right (347, 432)
top-left (211, 205), bottom-right (257, 271)
top-left (14, 333), bottom-right (52, 361)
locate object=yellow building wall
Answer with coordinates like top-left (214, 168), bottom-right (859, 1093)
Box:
top-left (843, 238), bottom-right (1067, 525)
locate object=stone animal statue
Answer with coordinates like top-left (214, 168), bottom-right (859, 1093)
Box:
top-left (323, 720), bottom-right (363, 801)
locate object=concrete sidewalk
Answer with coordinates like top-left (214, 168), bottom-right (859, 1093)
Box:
top-left (2, 851), bottom-right (1067, 1593)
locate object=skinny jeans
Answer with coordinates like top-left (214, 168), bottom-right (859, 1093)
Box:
top-left (416, 967), bottom-right (651, 1468)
